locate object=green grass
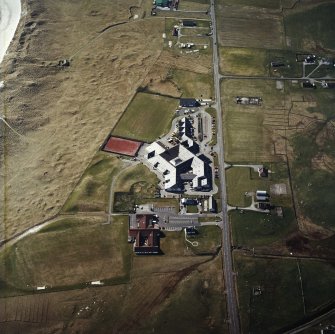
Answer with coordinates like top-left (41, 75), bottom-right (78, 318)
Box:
top-left (188, 226), bottom-right (222, 254)
top-left (222, 79), bottom-right (286, 162)
top-left (284, 3), bottom-right (335, 50)
top-left (223, 0), bottom-right (280, 8)
top-left (62, 152), bottom-right (123, 213)
top-left (290, 121), bottom-right (335, 229)
top-left (187, 205), bottom-right (198, 213)
top-left (226, 165), bottom-right (291, 207)
top-left (112, 92), bottom-right (178, 142)
top-left (300, 261), bottom-right (335, 313)
top-left (113, 164), bottom-right (159, 212)
top-left (226, 167), bottom-right (269, 207)
top-left (230, 208), bottom-right (297, 248)
top-left (140, 257), bottom-right (227, 334)
top-left (161, 226), bottom-right (221, 255)
top-left (0, 217), bottom-right (132, 296)
top-left (220, 47), bottom-right (268, 76)
top-left (171, 69), bottom-right (213, 99)
top-left (234, 254), bottom-right (304, 334)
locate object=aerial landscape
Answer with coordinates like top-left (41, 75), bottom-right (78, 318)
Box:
top-left (0, 0), bottom-right (335, 333)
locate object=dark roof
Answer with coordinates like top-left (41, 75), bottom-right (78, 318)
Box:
top-left (160, 145), bottom-right (180, 161)
top-left (179, 98), bottom-right (200, 108)
top-left (183, 20), bottom-right (197, 27)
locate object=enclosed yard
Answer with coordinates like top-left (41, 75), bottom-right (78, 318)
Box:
top-left (112, 92), bottom-right (178, 142)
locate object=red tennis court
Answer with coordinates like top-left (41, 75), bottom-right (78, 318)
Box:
top-left (103, 136), bottom-right (142, 156)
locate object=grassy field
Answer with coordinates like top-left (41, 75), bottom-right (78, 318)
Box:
top-left (234, 254), bottom-right (335, 333)
top-left (230, 208), bottom-right (297, 249)
top-left (113, 163), bottom-right (159, 212)
top-left (62, 152), bottom-right (123, 213)
top-left (170, 69), bottom-right (213, 99)
top-left (217, 1), bottom-right (284, 49)
top-left (288, 88), bottom-right (335, 230)
top-left (222, 79), bottom-right (288, 162)
top-left (139, 257), bottom-right (227, 334)
top-left (220, 47), bottom-right (302, 77)
top-left (161, 226), bottom-right (221, 255)
top-left (284, 3), bottom-right (335, 50)
top-left (112, 92), bottom-right (178, 142)
top-left (223, 0), bottom-right (280, 8)
top-left (0, 216), bottom-right (131, 296)
top-left (234, 254), bottom-right (304, 333)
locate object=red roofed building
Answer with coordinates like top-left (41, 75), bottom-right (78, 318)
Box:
top-left (128, 214), bottom-right (160, 255)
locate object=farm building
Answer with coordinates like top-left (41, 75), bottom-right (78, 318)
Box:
top-left (256, 190), bottom-right (270, 202)
top-left (146, 117), bottom-right (212, 193)
top-left (182, 20), bottom-right (197, 27)
top-left (209, 195), bottom-right (217, 213)
top-left (235, 96), bottom-right (262, 105)
top-left (128, 214), bottom-right (160, 255)
top-left (179, 98), bottom-right (200, 108)
top-left (155, 0), bottom-right (170, 7)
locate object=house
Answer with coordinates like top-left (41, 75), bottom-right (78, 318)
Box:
top-left (128, 214), bottom-right (160, 255)
top-left (182, 20), bottom-right (197, 27)
top-left (179, 98), bottom-right (200, 108)
top-left (258, 167), bottom-right (269, 178)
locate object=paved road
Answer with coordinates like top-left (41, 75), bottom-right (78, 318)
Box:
top-left (210, 1), bottom-right (240, 333)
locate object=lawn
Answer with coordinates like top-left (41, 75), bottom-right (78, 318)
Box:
top-left (0, 216), bottom-right (132, 296)
top-left (160, 226), bottom-right (221, 256)
top-left (113, 164), bottom-right (159, 212)
top-left (226, 167), bottom-right (269, 207)
top-left (230, 208), bottom-right (297, 248)
top-left (62, 151), bottom-right (123, 213)
top-left (188, 226), bottom-right (222, 254)
top-left (284, 3), bottom-right (335, 50)
top-left (112, 92), bottom-right (178, 142)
